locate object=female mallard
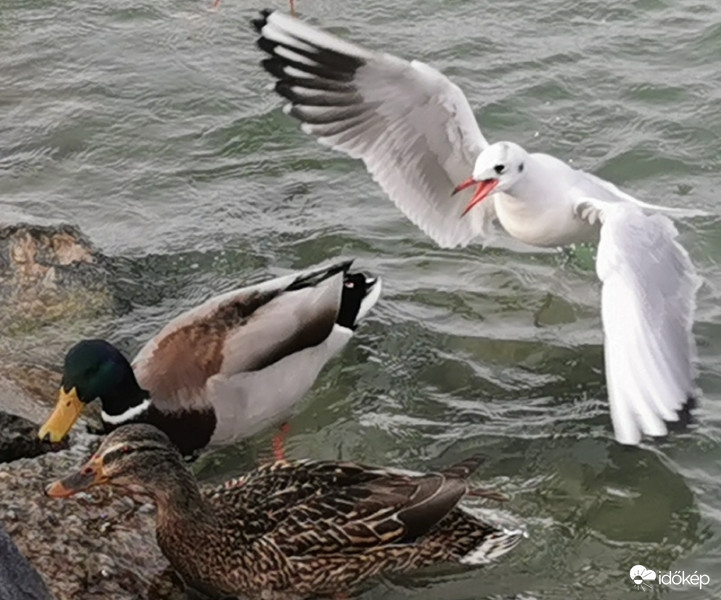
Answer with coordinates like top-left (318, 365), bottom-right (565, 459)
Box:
top-left (38, 260), bottom-right (380, 456)
top-left (47, 424), bottom-right (524, 599)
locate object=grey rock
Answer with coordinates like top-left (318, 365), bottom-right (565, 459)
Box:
top-left (0, 523), bottom-right (54, 600)
top-left (0, 411), bottom-right (68, 464)
top-left (0, 433), bottom-right (185, 600)
top-left (0, 223), bottom-right (115, 336)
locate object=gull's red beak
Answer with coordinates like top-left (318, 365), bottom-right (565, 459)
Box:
top-left (453, 179), bottom-right (499, 216)
top-left (452, 177), bottom-right (476, 196)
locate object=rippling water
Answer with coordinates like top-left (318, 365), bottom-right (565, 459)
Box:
top-left (2, 0), bottom-right (721, 598)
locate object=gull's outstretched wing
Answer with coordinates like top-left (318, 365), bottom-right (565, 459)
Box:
top-left (253, 10), bottom-right (497, 248)
top-left (578, 200), bottom-right (699, 444)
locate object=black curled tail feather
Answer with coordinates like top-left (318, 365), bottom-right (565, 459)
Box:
top-left (285, 260), bottom-right (353, 293)
top-left (336, 271), bottom-right (379, 329)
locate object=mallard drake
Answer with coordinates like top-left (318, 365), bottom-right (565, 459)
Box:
top-left (47, 424), bottom-right (524, 599)
top-left (38, 260), bottom-right (381, 456)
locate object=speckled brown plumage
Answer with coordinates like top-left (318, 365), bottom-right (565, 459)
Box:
top-left (48, 425), bottom-right (524, 600)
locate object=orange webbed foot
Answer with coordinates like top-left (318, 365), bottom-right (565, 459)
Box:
top-left (272, 422), bottom-right (291, 461)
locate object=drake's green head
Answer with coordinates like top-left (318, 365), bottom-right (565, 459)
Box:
top-left (38, 339), bottom-right (146, 443)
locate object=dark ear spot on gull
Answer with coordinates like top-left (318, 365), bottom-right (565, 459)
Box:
top-left (518, 162), bottom-right (524, 172)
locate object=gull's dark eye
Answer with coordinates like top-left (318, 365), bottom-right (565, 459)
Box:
top-left (493, 164), bottom-right (505, 175)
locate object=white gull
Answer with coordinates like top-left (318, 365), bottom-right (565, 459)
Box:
top-left (253, 10), bottom-right (701, 445)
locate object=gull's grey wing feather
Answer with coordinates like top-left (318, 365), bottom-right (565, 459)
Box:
top-left (563, 157), bottom-right (707, 217)
top-left (255, 11), bottom-right (496, 248)
top-left (581, 200), bottom-right (699, 444)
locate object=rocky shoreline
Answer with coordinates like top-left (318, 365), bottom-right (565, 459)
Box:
top-left (0, 521), bottom-right (54, 600)
top-left (0, 411), bottom-right (67, 464)
top-left (0, 409), bottom-right (186, 600)
top-left (0, 223), bottom-right (185, 600)
top-left (0, 223), bottom-right (116, 336)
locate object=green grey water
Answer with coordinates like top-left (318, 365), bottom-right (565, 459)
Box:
top-left (2, 0), bottom-right (721, 598)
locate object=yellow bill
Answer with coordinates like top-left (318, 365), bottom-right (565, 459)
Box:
top-left (38, 387), bottom-right (84, 442)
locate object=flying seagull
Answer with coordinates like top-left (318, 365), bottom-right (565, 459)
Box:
top-left (252, 10), bottom-right (701, 445)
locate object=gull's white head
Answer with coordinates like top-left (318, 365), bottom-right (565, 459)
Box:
top-left (453, 141), bottom-right (529, 215)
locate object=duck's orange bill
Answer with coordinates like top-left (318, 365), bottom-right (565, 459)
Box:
top-left (38, 387), bottom-right (84, 443)
top-left (45, 455), bottom-right (105, 498)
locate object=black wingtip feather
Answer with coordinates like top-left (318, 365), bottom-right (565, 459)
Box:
top-left (289, 103), bottom-right (369, 126)
top-left (286, 260), bottom-right (354, 292)
top-left (275, 81), bottom-right (361, 107)
top-left (251, 9), bottom-right (274, 33)
top-left (276, 77), bottom-right (356, 95)
top-left (256, 35), bottom-right (278, 56)
top-left (261, 57), bottom-right (289, 80)
top-left (253, 11), bottom-right (365, 84)
top-left (276, 54), bottom-right (356, 83)
top-left (667, 395), bottom-right (697, 432)
top-left (274, 80), bottom-right (299, 102)
top-left (262, 55), bottom-right (353, 88)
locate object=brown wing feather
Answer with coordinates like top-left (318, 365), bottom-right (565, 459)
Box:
top-left (394, 475), bottom-right (467, 542)
top-left (204, 459), bottom-right (477, 557)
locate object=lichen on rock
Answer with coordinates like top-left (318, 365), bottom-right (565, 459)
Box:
top-left (0, 223), bottom-right (116, 335)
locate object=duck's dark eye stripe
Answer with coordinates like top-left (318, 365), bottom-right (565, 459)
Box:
top-left (103, 449), bottom-right (129, 464)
